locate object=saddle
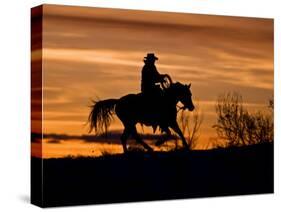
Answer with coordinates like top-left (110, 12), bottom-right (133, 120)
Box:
top-left (142, 85), bottom-right (164, 98)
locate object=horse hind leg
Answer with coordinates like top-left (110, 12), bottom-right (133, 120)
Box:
top-left (131, 127), bottom-right (153, 152)
top-left (121, 128), bottom-right (130, 153)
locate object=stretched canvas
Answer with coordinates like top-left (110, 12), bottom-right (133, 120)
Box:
top-left (31, 4), bottom-right (274, 208)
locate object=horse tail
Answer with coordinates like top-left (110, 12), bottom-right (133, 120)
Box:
top-left (88, 99), bottom-right (118, 135)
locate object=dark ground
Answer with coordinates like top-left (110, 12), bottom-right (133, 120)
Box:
top-left (31, 142), bottom-right (273, 207)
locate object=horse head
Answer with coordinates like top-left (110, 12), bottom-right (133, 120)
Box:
top-left (170, 82), bottom-right (195, 111)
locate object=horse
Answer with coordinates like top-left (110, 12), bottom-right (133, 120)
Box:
top-left (88, 82), bottom-right (195, 153)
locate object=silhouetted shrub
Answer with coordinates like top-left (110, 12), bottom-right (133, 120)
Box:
top-left (213, 92), bottom-right (273, 147)
top-left (178, 103), bottom-right (203, 149)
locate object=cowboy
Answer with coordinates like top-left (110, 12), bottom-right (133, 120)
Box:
top-left (141, 53), bottom-right (165, 95)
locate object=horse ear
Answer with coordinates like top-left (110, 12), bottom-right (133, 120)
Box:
top-left (186, 83), bottom-right (191, 88)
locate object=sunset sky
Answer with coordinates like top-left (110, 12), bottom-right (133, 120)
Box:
top-left (31, 4), bottom-right (273, 158)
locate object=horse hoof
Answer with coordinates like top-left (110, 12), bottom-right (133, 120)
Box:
top-left (155, 140), bottom-right (164, 146)
top-left (147, 148), bottom-right (154, 152)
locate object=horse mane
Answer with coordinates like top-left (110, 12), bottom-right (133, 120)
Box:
top-left (167, 82), bottom-right (184, 93)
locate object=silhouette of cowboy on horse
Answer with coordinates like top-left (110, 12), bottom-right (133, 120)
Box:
top-left (88, 53), bottom-right (194, 153)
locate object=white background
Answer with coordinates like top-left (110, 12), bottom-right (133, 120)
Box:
top-left (0, 0), bottom-right (280, 211)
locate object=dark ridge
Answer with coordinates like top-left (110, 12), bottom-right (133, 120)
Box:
top-left (31, 131), bottom-right (178, 144)
top-left (31, 142), bottom-right (273, 207)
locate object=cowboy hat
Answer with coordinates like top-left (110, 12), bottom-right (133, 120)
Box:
top-left (144, 53), bottom-right (158, 60)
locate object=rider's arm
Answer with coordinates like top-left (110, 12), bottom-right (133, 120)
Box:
top-left (152, 66), bottom-right (164, 82)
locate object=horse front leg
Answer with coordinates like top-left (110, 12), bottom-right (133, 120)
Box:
top-left (155, 127), bottom-right (172, 146)
top-left (171, 122), bottom-right (189, 150)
